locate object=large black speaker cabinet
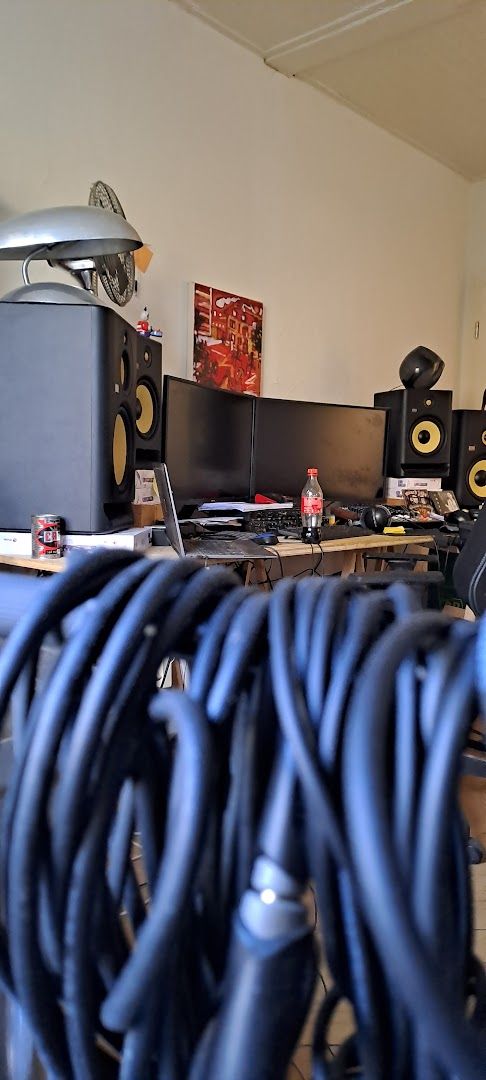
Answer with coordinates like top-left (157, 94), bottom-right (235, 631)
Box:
top-left (135, 336), bottom-right (162, 464)
top-left (0, 302), bottom-right (137, 533)
top-left (449, 409), bottom-right (486, 507)
top-left (374, 388), bottom-right (452, 477)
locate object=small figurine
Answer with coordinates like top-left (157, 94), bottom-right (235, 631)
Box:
top-left (136, 305), bottom-right (163, 338)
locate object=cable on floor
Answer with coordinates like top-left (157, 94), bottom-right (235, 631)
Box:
top-left (0, 549), bottom-right (482, 1078)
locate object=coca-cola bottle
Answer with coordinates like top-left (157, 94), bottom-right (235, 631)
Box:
top-left (301, 468), bottom-right (323, 543)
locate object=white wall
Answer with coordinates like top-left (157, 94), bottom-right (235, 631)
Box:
top-left (0, 0), bottom-right (469, 405)
top-left (459, 181), bottom-right (486, 409)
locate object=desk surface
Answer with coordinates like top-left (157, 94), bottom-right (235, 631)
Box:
top-left (0, 533), bottom-right (434, 574)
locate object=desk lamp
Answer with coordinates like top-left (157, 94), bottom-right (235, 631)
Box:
top-left (0, 205), bottom-right (142, 304)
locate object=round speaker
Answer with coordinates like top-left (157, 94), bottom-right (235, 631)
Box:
top-left (112, 407), bottom-right (132, 489)
top-left (467, 459), bottom-right (486, 500)
top-left (399, 346), bottom-right (444, 389)
top-left (360, 505), bottom-right (393, 532)
top-left (136, 379), bottom-right (158, 439)
top-left (410, 418), bottom-right (443, 455)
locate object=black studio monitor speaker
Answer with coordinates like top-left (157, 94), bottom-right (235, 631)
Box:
top-left (449, 409), bottom-right (486, 508)
top-left (374, 388), bottom-right (452, 477)
top-left (0, 302), bottom-right (137, 533)
top-left (135, 336), bottom-right (162, 464)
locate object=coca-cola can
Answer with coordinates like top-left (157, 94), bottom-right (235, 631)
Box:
top-left (31, 515), bottom-right (62, 559)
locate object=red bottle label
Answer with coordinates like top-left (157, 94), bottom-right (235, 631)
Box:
top-left (301, 496), bottom-right (323, 515)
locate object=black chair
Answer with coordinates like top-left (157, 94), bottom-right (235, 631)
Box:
top-left (453, 504), bottom-right (486, 615)
top-left (454, 510), bottom-right (486, 860)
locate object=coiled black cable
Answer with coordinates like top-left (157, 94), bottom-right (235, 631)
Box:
top-left (343, 615), bottom-right (485, 1079)
top-left (0, 551), bottom-right (482, 1078)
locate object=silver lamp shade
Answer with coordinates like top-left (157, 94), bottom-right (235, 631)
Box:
top-left (0, 205), bottom-right (142, 260)
top-left (1, 282), bottom-right (107, 304)
top-left (0, 205), bottom-right (143, 303)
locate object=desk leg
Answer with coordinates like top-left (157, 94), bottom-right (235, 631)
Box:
top-left (171, 660), bottom-right (183, 689)
top-left (354, 552), bottom-right (365, 574)
top-left (247, 559), bottom-right (271, 589)
top-left (406, 543), bottom-right (429, 573)
top-left (340, 551), bottom-right (358, 577)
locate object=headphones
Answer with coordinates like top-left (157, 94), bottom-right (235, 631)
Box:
top-left (360, 504), bottom-right (394, 533)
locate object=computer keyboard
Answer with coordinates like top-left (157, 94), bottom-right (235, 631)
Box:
top-left (241, 509), bottom-right (302, 532)
top-left (242, 508), bottom-right (375, 541)
top-left (275, 524), bottom-right (374, 541)
top-left (320, 524), bottom-right (374, 541)
top-left (338, 502), bottom-right (368, 515)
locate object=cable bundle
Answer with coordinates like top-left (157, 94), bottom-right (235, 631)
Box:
top-left (0, 549), bottom-right (483, 1079)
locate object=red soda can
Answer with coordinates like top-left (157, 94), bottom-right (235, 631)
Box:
top-left (31, 515), bottom-right (62, 559)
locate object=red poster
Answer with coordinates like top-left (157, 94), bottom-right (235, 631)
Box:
top-left (191, 283), bottom-right (263, 396)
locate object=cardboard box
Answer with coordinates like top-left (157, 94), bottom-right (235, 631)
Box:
top-left (132, 502), bottom-right (162, 528)
top-left (134, 469), bottom-right (158, 505)
top-left (383, 476), bottom-right (442, 500)
top-left (0, 527), bottom-right (152, 557)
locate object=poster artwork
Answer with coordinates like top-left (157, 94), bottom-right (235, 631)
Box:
top-left (191, 283), bottom-right (263, 396)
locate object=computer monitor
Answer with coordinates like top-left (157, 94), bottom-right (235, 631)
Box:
top-left (161, 376), bottom-right (254, 512)
top-left (252, 397), bottom-right (387, 502)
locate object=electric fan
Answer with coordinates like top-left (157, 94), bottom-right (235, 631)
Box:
top-left (88, 181), bottom-right (136, 306)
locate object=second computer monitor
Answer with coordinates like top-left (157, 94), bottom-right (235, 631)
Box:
top-left (161, 376), bottom-right (254, 511)
top-left (252, 398), bottom-right (387, 502)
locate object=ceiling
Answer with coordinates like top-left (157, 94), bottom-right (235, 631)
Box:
top-left (171, 0), bottom-right (486, 180)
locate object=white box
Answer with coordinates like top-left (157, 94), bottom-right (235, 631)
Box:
top-left (62, 527), bottom-right (151, 553)
top-left (383, 476), bottom-right (442, 499)
top-left (134, 469), bottom-right (157, 505)
top-left (0, 531), bottom-right (32, 557)
top-left (0, 527), bottom-right (152, 558)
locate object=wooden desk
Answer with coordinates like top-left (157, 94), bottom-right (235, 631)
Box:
top-left (0, 533), bottom-right (434, 578)
top-left (266, 532), bottom-right (434, 578)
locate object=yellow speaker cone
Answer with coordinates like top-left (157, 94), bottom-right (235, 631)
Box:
top-left (481, 430), bottom-right (486, 446)
top-left (113, 412), bottom-right (128, 487)
top-left (136, 382), bottom-right (155, 436)
top-left (467, 459), bottom-right (486, 499)
top-left (410, 419), bottom-right (442, 455)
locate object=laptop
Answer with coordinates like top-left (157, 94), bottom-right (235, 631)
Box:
top-left (154, 464), bottom-right (275, 560)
